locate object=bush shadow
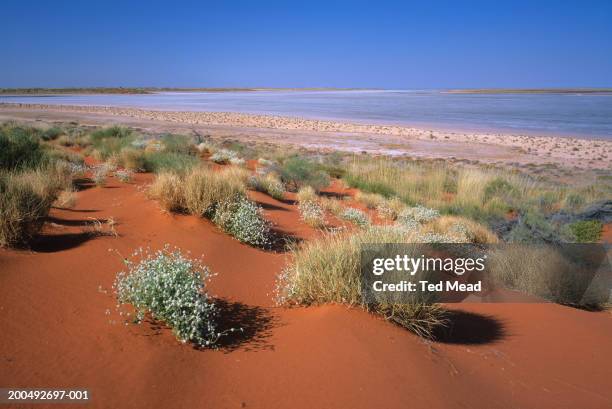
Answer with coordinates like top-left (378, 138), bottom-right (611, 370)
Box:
top-left (213, 299), bottom-right (279, 352)
top-left (31, 232), bottom-right (95, 252)
top-left (268, 228), bottom-right (304, 253)
top-left (433, 310), bottom-right (506, 345)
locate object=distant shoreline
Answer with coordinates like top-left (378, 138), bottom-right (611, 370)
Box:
top-left (2, 87), bottom-right (612, 95)
top-left (1, 102), bottom-right (610, 170)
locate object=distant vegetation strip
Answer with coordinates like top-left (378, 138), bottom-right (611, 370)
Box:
top-left (0, 87), bottom-right (374, 95)
top-left (444, 88), bottom-right (612, 94)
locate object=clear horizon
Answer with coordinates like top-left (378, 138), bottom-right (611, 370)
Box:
top-left (2, 0), bottom-right (612, 88)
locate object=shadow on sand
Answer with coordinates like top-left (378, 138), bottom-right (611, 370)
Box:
top-left (213, 299), bottom-right (279, 352)
top-left (433, 310), bottom-right (506, 345)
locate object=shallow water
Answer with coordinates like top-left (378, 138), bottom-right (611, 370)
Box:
top-left (2, 90), bottom-right (612, 139)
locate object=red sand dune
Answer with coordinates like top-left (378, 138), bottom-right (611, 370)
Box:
top-left (1, 172), bottom-right (611, 409)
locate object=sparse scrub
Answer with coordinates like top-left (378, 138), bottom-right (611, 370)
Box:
top-left (280, 157), bottom-right (330, 191)
top-left (119, 148), bottom-right (146, 171)
top-left (249, 173), bottom-right (285, 200)
top-left (376, 197), bottom-right (405, 220)
top-left (115, 169), bottom-right (134, 183)
top-left (355, 191), bottom-right (385, 209)
top-left (296, 186), bottom-right (317, 203)
top-left (320, 197), bottom-right (344, 216)
top-left (114, 247), bottom-right (220, 347)
top-left (277, 227), bottom-right (446, 337)
top-left (340, 208), bottom-right (370, 227)
top-left (569, 220), bottom-right (602, 243)
top-left (298, 200), bottom-right (326, 228)
top-left (143, 151), bottom-right (198, 173)
top-left (210, 149), bottom-right (239, 164)
top-left (420, 215), bottom-right (499, 244)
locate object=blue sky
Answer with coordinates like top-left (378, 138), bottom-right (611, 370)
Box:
top-left (1, 0), bottom-right (611, 88)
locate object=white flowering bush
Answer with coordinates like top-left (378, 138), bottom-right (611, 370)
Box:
top-left (341, 208), bottom-right (370, 227)
top-left (210, 149), bottom-right (239, 164)
top-left (229, 157), bottom-right (246, 166)
top-left (298, 200), bottom-right (325, 228)
top-left (114, 247), bottom-right (219, 347)
top-left (397, 205), bottom-right (440, 224)
top-left (213, 197), bottom-right (271, 247)
top-left (115, 169), bottom-right (133, 183)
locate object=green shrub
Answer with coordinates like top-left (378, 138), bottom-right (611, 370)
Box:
top-left (483, 177), bottom-right (518, 202)
top-left (89, 126), bottom-right (134, 160)
top-left (0, 125), bottom-right (46, 170)
top-left (569, 220), bottom-right (603, 243)
top-left (114, 247), bottom-right (220, 347)
top-left (143, 152), bottom-right (198, 173)
top-left (213, 197), bottom-right (271, 247)
top-left (280, 157), bottom-right (330, 191)
top-left (41, 126), bottom-right (63, 141)
top-left (161, 134), bottom-right (194, 154)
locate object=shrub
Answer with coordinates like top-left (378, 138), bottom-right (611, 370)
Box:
top-left (213, 197), bottom-right (271, 247)
top-left (569, 220), bottom-right (602, 243)
top-left (397, 205), bottom-right (440, 224)
top-left (340, 208), bottom-right (370, 227)
top-left (92, 164), bottom-right (112, 186)
top-left (376, 197), bottom-right (405, 220)
top-left (248, 173), bottom-right (285, 200)
top-left (115, 169), bottom-right (134, 183)
top-left (41, 126), bottom-right (63, 141)
top-left (296, 185), bottom-right (317, 203)
top-left (148, 173), bottom-right (185, 212)
top-left (161, 134), bottom-right (194, 154)
top-left (280, 157), bottom-right (330, 191)
top-left (143, 152), bottom-right (198, 173)
top-left (0, 124), bottom-right (46, 170)
top-left (420, 215), bottom-right (499, 244)
top-left (210, 149), bottom-right (239, 164)
top-left (277, 227), bottom-right (446, 337)
top-left (54, 189), bottom-right (77, 209)
top-left (319, 197), bottom-right (344, 216)
top-left (0, 171), bottom-right (54, 247)
top-left (298, 200), bottom-right (326, 228)
top-left (119, 148), bottom-right (146, 171)
top-left (489, 245), bottom-right (605, 307)
top-left (89, 126), bottom-right (134, 160)
top-left (114, 247), bottom-right (219, 346)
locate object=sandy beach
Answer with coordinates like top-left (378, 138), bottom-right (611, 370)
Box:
top-left (1, 103), bottom-right (610, 171)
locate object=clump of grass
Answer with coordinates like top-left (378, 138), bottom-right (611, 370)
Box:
top-left (54, 189), bottom-right (77, 209)
top-left (114, 246), bottom-right (220, 347)
top-left (183, 167), bottom-right (246, 217)
top-left (0, 171), bottom-right (54, 247)
top-left (143, 151), bottom-right (198, 173)
top-left (213, 197), bottom-right (271, 247)
top-left (298, 200), bottom-right (326, 228)
top-left (277, 227), bottom-right (447, 337)
top-left (92, 164), bottom-right (112, 186)
top-left (376, 197), bottom-right (405, 220)
top-left (148, 173), bottom-right (185, 212)
top-left (355, 191), bottom-right (385, 209)
top-left (0, 123), bottom-right (47, 170)
top-left (340, 208), bottom-right (370, 227)
top-left (296, 185), bottom-right (317, 203)
top-left (280, 156), bottom-right (330, 191)
top-left (421, 215), bottom-right (499, 244)
top-left (248, 173), bottom-right (285, 200)
top-left (118, 148), bottom-right (146, 171)
top-left (569, 220), bottom-right (603, 243)
top-left (320, 197), bottom-right (344, 216)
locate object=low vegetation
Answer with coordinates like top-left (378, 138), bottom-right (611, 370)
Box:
top-left (114, 247), bottom-right (220, 347)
